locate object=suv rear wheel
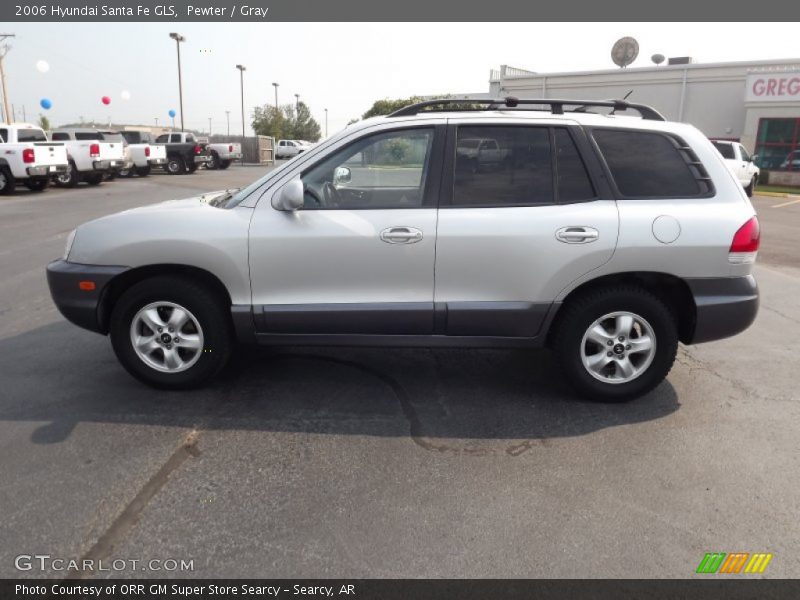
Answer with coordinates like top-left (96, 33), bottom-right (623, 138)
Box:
top-left (553, 286), bottom-right (678, 402)
top-left (110, 276), bottom-right (233, 389)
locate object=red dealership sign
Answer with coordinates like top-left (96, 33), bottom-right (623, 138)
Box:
top-left (746, 72), bottom-right (800, 102)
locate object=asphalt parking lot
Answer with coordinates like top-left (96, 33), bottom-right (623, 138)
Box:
top-left (1, 170), bottom-right (799, 579)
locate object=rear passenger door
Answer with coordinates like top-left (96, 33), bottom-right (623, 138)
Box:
top-left (434, 121), bottom-right (619, 337)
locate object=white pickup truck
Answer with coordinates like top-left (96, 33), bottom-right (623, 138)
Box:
top-left (199, 138), bottom-right (241, 170)
top-left (275, 139), bottom-right (305, 159)
top-left (0, 123), bottom-right (68, 193)
top-left (50, 128), bottom-right (126, 187)
top-left (118, 131), bottom-right (167, 177)
top-left (711, 140), bottom-right (760, 197)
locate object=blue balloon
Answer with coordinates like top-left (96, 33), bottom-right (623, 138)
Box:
top-left (168, 109), bottom-right (176, 118)
top-left (40, 98), bottom-right (52, 110)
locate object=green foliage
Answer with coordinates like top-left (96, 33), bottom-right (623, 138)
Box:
top-left (361, 97), bottom-right (427, 119)
top-left (37, 115), bottom-right (51, 131)
top-left (252, 101), bottom-right (321, 142)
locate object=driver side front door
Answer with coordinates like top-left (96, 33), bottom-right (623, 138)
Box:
top-left (248, 124), bottom-right (445, 337)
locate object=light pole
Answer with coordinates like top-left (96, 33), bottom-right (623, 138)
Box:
top-left (154, 117), bottom-right (159, 127)
top-left (225, 110), bottom-right (230, 136)
top-left (0, 34), bottom-right (16, 125)
top-left (236, 64), bottom-right (246, 165)
top-left (324, 108), bottom-right (328, 138)
top-left (208, 117), bottom-right (212, 136)
top-left (294, 93), bottom-right (300, 112)
top-left (169, 32), bottom-right (186, 131)
top-left (272, 82), bottom-right (279, 108)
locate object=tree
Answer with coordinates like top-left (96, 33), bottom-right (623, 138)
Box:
top-left (362, 96), bottom-right (427, 119)
top-left (38, 115), bottom-right (51, 131)
top-left (251, 101), bottom-right (321, 142)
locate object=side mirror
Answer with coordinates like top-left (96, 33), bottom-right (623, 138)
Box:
top-left (333, 166), bottom-right (351, 186)
top-left (272, 179), bottom-right (304, 211)
top-left (751, 154), bottom-right (758, 163)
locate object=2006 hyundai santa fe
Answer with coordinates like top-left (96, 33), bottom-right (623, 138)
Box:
top-left (46, 98), bottom-right (760, 401)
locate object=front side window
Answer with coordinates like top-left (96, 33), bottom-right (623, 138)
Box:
top-left (739, 145), bottom-right (750, 162)
top-left (593, 129), bottom-right (702, 198)
top-left (155, 134), bottom-right (168, 143)
top-left (0, 128), bottom-right (7, 143)
top-left (300, 128), bottom-right (434, 210)
top-left (453, 126), bottom-right (553, 206)
top-left (170, 134), bottom-right (181, 143)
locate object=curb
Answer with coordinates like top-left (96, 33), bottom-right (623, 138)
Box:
top-left (756, 190), bottom-right (800, 199)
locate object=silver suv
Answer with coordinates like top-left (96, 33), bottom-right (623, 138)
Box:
top-left (46, 98), bottom-right (760, 401)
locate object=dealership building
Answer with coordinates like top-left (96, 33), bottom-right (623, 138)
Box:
top-left (485, 58), bottom-right (800, 185)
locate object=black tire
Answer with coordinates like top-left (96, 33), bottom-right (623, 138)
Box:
top-left (187, 163), bottom-right (198, 174)
top-left (745, 177), bottom-right (755, 197)
top-left (55, 161), bottom-right (80, 188)
top-left (207, 151), bottom-right (220, 170)
top-left (85, 173), bottom-right (104, 186)
top-left (110, 276), bottom-right (234, 389)
top-left (105, 171), bottom-right (117, 181)
top-left (118, 167), bottom-right (134, 178)
top-left (24, 178), bottom-right (49, 192)
top-left (219, 160), bottom-right (231, 170)
top-left (166, 155), bottom-right (185, 175)
top-left (135, 166), bottom-right (151, 177)
top-left (552, 286), bottom-right (678, 402)
top-left (0, 168), bottom-right (16, 194)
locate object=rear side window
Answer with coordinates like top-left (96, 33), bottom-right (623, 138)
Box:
top-left (712, 141), bottom-right (735, 159)
top-left (155, 135), bottom-right (168, 143)
top-left (554, 128), bottom-right (595, 202)
top-left (18, 129), bottom-right (47, 142)
top-left (453, 126), bottom-right (553, 206)
top-left (593, 129), bottom-right (704, 198)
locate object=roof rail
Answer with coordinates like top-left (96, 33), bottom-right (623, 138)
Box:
top-left (388, 97), bottom-right (666, 121)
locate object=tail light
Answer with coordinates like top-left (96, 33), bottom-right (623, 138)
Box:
top-left (194, 145), bottom-right (202, 155)
top-left (729, 216), bottom-right (760, 264)
top-left (22, 148), bottom-right (35, 163)
top-left (89, 143), bottom-right (100, 158)
top-left (228, 144), bottom-right (233, 152)
top-left (144, 146), bottom-right (151, 157)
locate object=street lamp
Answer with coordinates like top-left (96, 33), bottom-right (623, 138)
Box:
top-left (208, 117), bottom-right (212, 136)
top-left (225, 110), bottom-right (230, 136)
top-left (272, 82), bottom-right (279, 108)
top-left (294, 93), bottom-right (300, 112)
top-left (324, 108), bottom-right (328, 138)
top-left (169, 32), bottom-right (186, 131)
top-left (236, 64), bottom-right (246, 165)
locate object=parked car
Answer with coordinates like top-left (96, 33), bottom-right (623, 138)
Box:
top-left (275, 139), bottom-right (304, 159)
top-left (779, 150), bottom-right (800, 170)
top-left (47, 97), bottom-right (760, 401)
top-left (117, 131), bottom-right (168, 177)
top-left (204, 141), bottom-right (242, 170)
top-left (97, 131), bottom-right (134, 180)
top-left (711, 140), bottom-right (760, 197)
top-left (49, 128), bottom-right (125, 187)
top-left (153, 131), bottom-right (210, 174)
top-left (0, 123), bottom-right (68, 193)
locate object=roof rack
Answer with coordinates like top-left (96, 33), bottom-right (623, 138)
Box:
top-left (388, 96), bottom-right (666, 121)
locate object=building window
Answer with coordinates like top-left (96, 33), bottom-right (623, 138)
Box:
top-left (755, 118), bottom-right (800, 171)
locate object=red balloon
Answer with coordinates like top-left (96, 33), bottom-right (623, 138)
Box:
top-left (101, 96), bottom-right (111, 105)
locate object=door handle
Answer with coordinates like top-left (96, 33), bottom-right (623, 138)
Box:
top-left (555, 226), bottom-right (600, 244)
top-left (380, 226), bottom-right (423, 244)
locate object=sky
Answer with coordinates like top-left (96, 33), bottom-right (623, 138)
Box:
top-left (4, 22), bottom-right (800, 137)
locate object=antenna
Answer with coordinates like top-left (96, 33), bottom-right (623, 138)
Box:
top-left (611, 37), bottom-right (639, 69)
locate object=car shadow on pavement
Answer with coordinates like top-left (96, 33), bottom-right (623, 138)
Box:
top-left (0, 322), bottom-right (680, 449)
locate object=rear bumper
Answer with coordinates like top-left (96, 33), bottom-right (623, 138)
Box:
top-left (148, 157), bottom-right (167, 166)
top-left (227, 153), bottom-right (242, 160)
top-left (46, 260), bottom-right (128, 334)
top-left (194, 155), bottom-right (211, 164)
top-left (686, 275), bottom-right (759, 344)
top-left (28, 164), bottom-right (67, 177)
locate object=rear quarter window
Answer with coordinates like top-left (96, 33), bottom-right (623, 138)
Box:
top-left (593, 129), bottom-right (707, 198)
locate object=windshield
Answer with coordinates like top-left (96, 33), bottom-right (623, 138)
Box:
top-left (222, 157), bottom-right (300, 209)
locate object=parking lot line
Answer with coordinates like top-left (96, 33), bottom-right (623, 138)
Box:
top-left (771, 197), bottom-right (800, 208)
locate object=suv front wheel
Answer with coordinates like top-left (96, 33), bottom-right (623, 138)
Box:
top-left (110, 276), bottom-right (233, 389)
top-left (553, 287), bottom-right (678, 402)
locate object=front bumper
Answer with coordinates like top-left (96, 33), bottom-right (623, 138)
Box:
top-left (28, 164), bottom-right (68, 177)
top-left (46, 260), bottom-right (128, 334)
top-left (687, 275), bottom-right (759, 344)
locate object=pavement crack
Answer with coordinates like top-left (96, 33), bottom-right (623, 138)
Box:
top-left (65, 429), bottom-right (201, 580)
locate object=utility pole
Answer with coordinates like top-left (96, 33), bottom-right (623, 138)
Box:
top-left (324, 108), bottom-right (328, 138)
top-left (0, 34), bottom-right (15, 125)
top-left (208, 117), bottom-right (212, 136)
top-left (225, 110), bottom-right (230, 136)
top-left (236, 64), bottom-right (246, 165)
top-left (272, 82), bottom-right (279, 109)
top-left (169, 32), bottom-right (186, 131)
top-left (294, 93), bottom-right (300, 112)
top-left (155, 117), bottom-right (159, 127)
top-left (21, 104), bottom-right (25, 122)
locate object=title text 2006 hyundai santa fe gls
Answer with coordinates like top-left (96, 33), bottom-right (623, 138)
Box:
top-left (47, 98), bottom-right (760, 401)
